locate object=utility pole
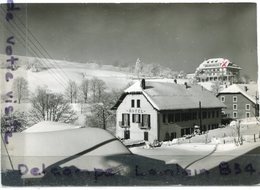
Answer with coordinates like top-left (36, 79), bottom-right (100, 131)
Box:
top-left (199, 101), bottom-right (202, 132)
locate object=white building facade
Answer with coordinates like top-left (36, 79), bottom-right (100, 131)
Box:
top-left (113, 80), bottom-right (225, 143)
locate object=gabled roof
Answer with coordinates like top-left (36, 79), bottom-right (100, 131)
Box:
top-left (113, 80), bottom-right (226, 111)
top-left (218, 83), bottom-right (258, 104)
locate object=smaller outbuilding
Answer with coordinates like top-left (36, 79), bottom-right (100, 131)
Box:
top-left (217, 83), bottom-right (259, 119)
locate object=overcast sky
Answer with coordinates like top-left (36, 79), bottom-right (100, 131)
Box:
top-left (1, 3), bottom-right (258, 80)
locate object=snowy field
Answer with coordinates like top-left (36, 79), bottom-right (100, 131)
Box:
top-left (1, 62), bottom-right (133, 94)
top-left (130, 118), bottom-right (260, 175)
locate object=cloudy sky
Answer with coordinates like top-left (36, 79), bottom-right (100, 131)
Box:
top-left (1, 3), bottom-right (258, 80)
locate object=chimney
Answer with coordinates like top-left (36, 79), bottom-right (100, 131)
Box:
top-left (174, 79), bottom-right (177, 84)
top-left (141, 79), bottom-right (146, 89)
top-left (244, 86), bottom-right (248, 92)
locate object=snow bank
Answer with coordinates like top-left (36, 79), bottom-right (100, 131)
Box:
top-left (3, 127), bottom-right (130, 178)
top-left (22, 121), bottom-right (81, 133)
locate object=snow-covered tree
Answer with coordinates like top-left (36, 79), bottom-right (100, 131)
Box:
top-left (80, 79), bottom-right (89, 103)
top-left (65, 80), bottom-right (78, 103)
top-left (90, 77), bottom-right (106, 103)
top-left (29, 87), bottom-right (78, 124)
top-left (12, 77), bottom-right (29, 103)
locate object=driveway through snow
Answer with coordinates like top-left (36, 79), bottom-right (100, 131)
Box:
top-left (130, 143), bottom-right (216, 168)
top-left (130, 141), bottom-right (260, 176)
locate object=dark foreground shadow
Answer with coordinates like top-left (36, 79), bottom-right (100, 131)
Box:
top-left (2, 147), bottom-right (260, 186)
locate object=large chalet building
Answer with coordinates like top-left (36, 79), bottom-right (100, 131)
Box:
top-left (195, 58), bottom-right (241, 84)
top-left (112, 80), bottom-right (226, 143)
top-left (217, 83), bottom-right (259, 119)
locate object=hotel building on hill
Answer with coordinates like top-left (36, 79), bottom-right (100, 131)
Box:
top-left (195, 58), bottom-right (241, 84)
top-left (112, 80), bottom-right (226, 143)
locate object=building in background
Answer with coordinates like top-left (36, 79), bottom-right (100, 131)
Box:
top-left (195, 58), bottom-right (242, 84)
top-left (112, 79), bottom-right (225, 143)
top-left (217, 83), bottom-right (259, 119)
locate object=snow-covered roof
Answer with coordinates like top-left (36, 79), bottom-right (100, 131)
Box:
top-left (3, 127), bottom-right (130, 178)
top-left (115, 80), bottom-right (226, 110)
top-left (218, 84), bottom-right (258, 104)
top-left (197, 58), bottom-right (241, 70)
top-left (22, 121), bottom-right (81, 133)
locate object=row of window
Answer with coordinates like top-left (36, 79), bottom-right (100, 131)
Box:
top-left (121, 113), bottom-right (151, 127)
top-left (124, 130), bottom-right (149, 141)
top-left (232, 104), bottom-right (250, 110)
top-left (131, 99), bottom-right (140, 108)
top-left (221, 96), bottom-right (251, 110)
top-left (162, 110), bottom-right (219, 123)
top-left (233, 112), bottom-right (250, 118)
top-left (221, 96), bottom-right (238, 103)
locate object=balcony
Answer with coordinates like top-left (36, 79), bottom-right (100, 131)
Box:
top-left (138, 123), bottom-right (150, 130)
top-left (119, 121), bottom-right (130, 128)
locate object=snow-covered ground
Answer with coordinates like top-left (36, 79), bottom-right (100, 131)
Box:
top-left (130, 119), bottom-right (260, 175)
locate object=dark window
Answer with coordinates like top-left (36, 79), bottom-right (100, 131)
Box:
top-left (122, 113), bottom-right (130, 126)
top-left (192, 112), bottom-right (197, 120)
top-left (181, 113), bottom-right (185, 121)
top-left (208, 111), bottom-right (211, 118)
top-left (216, 110), bottom-right (219, 118)
top-left (124, 130), bottom-right (130, 139)
top-left (188, 112), bottom-right (192, 120)
top-left (168, 113), bottom-right (174, 123)
top-left (144, 132), bottom-right (148, 141)
top-left (181, 129), bottom-right (185, 137)
top-left (212, 111), bottom-right (215, 118)
top-left (165, 132), bottom-right (170, 141)
top-left (132, 114), bottom-right (141, 123)
top-left (137, 99), bottom-right (140, 108)
top-left (185, 128), bottom-right (190, 135)
top-left (170, 132), bottom-right (176, 140)
top-left (175, 113), bottom-right (181, 122)
top-left (131, 99), bottom-right (135, 108)
top-left (142, 114), bottom-right (151, 127)
top-left (163, 114), bottom-right (166, 123)
top-left (202, 111), bottom-right (207, 119)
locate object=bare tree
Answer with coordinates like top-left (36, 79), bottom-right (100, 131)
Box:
top-left (80, 79), bottom-right (89, 103)
top-left (12, 77), bottom-right (29, 103)
top-left (29, 87), bottom-right (78, 124)
top-left (65, 80), bottom-right (78, 103)
top-left (96, 79), bottom-right (106, 102)
top-left (90, 77), bottom-right (106, 103)
top-left (86, 89), bottom-right (122, 130)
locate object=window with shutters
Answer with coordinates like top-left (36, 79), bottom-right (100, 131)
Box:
top-left (142, 114), bottom-right (151, 128)
top-left (122, 113), bottom-right (130, 127)
top-left (132, 114), bottom-right (141, 123)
